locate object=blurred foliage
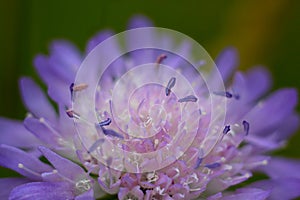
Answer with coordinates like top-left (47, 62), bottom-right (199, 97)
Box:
top-left (0, 0), bottom-right (299, 164)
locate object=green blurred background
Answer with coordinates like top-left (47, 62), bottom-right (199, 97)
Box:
top-left (0, 0), bottom-right (299, 161)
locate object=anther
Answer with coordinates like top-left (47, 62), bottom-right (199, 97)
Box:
top-left (194, 149), bottom-right (204, 169)
top-left (66, 109), bottom-right (80, 119)
top-left (70, 83), bottom-right (88, 101)
top-left (213, 91), bottom-right (233, 98)
top-left (223, 125), bottom-right (231, 134)
top-left (101, 128), bottom-right (124, 139)
top-left (194, 157), bottom-right (203, 169)
top-left (97, 118), bottom-right (112, 127)
top-left (242, 120), bottom-right (250, 135)
top-left (178, 95), bottom-right (198, 103)
top-left (70, 83), bottom-right (88, 92)
top-left (156, 54), bottom-right (167, 64)
top-left (69, 83), bottom-right (74, 94)
top-left (165, 77), bottom-right (176, 96)
top-left (205, 162), bottom-right (221, 169)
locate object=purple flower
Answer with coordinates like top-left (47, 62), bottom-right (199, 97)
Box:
top-left (0, 15), bottom-right (299, 200)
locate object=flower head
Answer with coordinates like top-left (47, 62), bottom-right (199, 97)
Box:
top-left (0, 16), bottom-right (299, 200)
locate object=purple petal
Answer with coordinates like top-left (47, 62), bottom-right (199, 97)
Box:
top-left (118, 186), bottom-right (144, 200)
top-left (24, 116), bottom-right (59, 145)
top-left (245, 88), bottom-right (298, 136)
top-left (34, 55), bottom-right (71, 106)
top-left (0, 178), bottom-right (29, 199)
top-left (258, 157), bottom-right (300, 179)
top-left (250, 178), bottom-right (300, 200)
top-left (86, 30), bottom-right (114, 53)
top-left (0, 144), bottom-right (52, 180)
top-left (0, 117), bottom-right (40, 148)
top-left (244, 67), bottom-right (272, 102)
top-left (126, 16), bottom-right (156, 66)
top-left (207, 192), bottom-right (222, 200)
top-left (9, 182), bottom-right (74, 200)
top-left (49, 40), bottom-right (81, 83)
top-left (75, 189), bottom-right (94, 200)
top-left (33, 55), bottom-right (53, 84)
top-left (272, 113), bottom-right (299, 141)
top-left (215, 47), bottom-right (239, 83)
top-left (39, 146), bottom-right (86, 181)
top-left (127, 15), bottom-right (153, 29)
top-left (57, 105), bottom-right (75, 138)
top-left (222, 188), bottom-right (270, 200)
top-left (244, 134), bottom-right (281, 150)
top-left (231, 72), bottom-right (246, 101)
top-left (48, 82), bottom-right (72, 107)
top-left (34, 51), bottom-right (75, 107)
top-left (19, 77), bottom-right (57, 123)
top-left (85, 30), bottom-right (124, 80)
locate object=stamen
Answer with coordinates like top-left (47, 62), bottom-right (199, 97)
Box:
top-left (52, 169), bottom-right (75, 184)
top-left (101, 128), bottom-right (124, 139)
top-left (97, 118), bottom-right (112, 127)
top-left (194, 149), bottom-right (204, 169)
top-left (74, 83), bottom-right (88, 91)
top-left (242, 120), bottom-right (250, 135)
top-left (213, 91), bottom-right (233, 98)
top-left (205, 162), bottom-right (221, 169)
top-left (198, 109), bottom-right (202, 115)
top-left (18, 163), bottom-right (41, 177)
top-left (69, 83), bottom-right (74, 95)
top-left (70, 83), bottom-right (88, 101)
top-left (66, 109), bottom-right (80, 119)
top-left (71, 83), bottom-right (88, 92)
top-left (178, 95), bottom-right (198, 103)
top-left (65, 108), bottom-right (94, 126)
top-left (156, 54), bottom-right (167, 64)
top-left (165, 77), bottom-right (176, 96)
top-left (194, 157), bottom-right (203, 169)
top-left (223, 125), bottom-right (231, 134)
top-left (88, 138), bottom-right (105, 153)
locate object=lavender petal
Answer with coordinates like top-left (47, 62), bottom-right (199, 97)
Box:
top-left (9, 182), bottom-right (74, 200)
